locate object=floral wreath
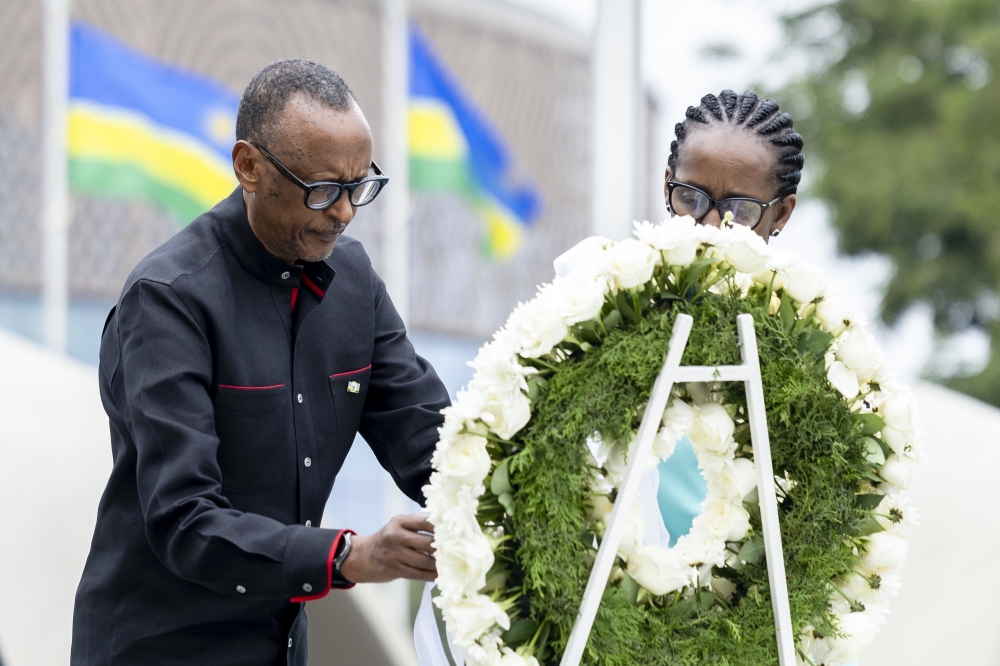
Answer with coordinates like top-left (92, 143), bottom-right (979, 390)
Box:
top-left (424, 218), bottom-right (921, 666)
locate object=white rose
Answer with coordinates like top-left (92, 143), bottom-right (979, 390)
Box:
top-left (608, 238), bottom-right (660, 289)
top-left (689, 402), bottom-right (735, 455)
top-left (663, 240), bottom-right (700, 267)
top-left (437, 533), bottom-right (496, 598)
top-left (731, 457), bottom-right (757, 500)
top-left (589, 494), bottom-right (613, 522)
top-left (827, 361), bottom-right (860, 399)
top-left (508, 298), bottom-right (568, 359)
top-left (627, 547), bottom-right (690, 595)
top-left (880, 391), bottom-right (918, 433)
top-left (766, 291), bottom-right (781, 315)
top-left (548, 272), bottom-right (608, 325)
top-left (782, 263), bottom-right (823, 304)
top-left (655, 400), bottom-right (694, 460)
top-left (816, 293), bottom-right (851, 335)
top-left (700, 497), bottom-right (751, 542)
top-left (634, 217), bottom-right (701, 266)
top-left (879, 454), bottom-right (914, 490)
top-left (480, 387), bottom-right (531, 440)
top-left (435, 433), bottom-right (492, 484)
top-left (617, 504), bottom-right (646, 557)
top-left (465, 640), bottom-right (503, 666)
top-left (440, 595), bottom-right (511, 647)
top-left (553, 236), bottom-right (612, 278)
top-left (751, 268), bottom-right (784, 291)
top-left (835, 325), bottom-right (884, 381)
top-left (823, 611), bottom-right (881, 663)
top-left (863, 532), bottom-right (909, 572)
top-left (880, 426), bottom-right (912, 456)
top-left (723, 240), bottom-right (768, 274)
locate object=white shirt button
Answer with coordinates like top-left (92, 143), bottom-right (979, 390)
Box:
top-left (288, 638), bottom-right (293, 648)
top-left (297, 393), bottom-right (303, 403)
top-left (281, 271), bottom-right (290, 279)
top-left (305, 520), bottom-right (312, 527)
top-left (236, 585), bottom-right (246, 594)
top-left (302, 583), bottom-right (313, 593)
top-left (304, 457), bottom-right (312, 467)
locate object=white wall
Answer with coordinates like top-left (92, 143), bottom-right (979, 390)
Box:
top-left (0, 329), bottom-right (110, 665)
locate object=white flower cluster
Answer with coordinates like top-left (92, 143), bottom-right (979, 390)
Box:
top-left (424, 217), bottom-right (921, 666)
top-left (599, 399), bottom-right (756, 598)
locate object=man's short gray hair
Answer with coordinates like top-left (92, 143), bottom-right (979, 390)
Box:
top-left (236, 58), bottom-right (356, 146)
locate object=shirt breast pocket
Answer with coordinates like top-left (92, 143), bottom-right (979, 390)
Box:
top-left (214, 385), bottom-right (295, 493)
top-left (328, 365), bottom-right (371, 452)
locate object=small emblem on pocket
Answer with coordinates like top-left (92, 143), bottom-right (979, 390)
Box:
top-left (347, 381), bottom-right (361, 394)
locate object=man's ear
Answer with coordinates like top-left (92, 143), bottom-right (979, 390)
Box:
top-left (232, 141), bottom-right (260, 194)
top-left (769, 194), bottom-right (797, 235)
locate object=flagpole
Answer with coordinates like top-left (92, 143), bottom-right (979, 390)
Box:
top-left (591, 0), bottom-right (641, 241)
top-left (380, 0), bottom-right (410, 326)
top-left (379, 0), bottom-right (413, 636)
top-left (41, 0), bottom-right (70, 353)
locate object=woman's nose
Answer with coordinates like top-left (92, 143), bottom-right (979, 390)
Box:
top-left (701, 207), bottom-right (723, 228)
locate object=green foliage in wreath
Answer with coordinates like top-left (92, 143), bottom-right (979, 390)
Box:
top-left (480, 281), bottom-right (873, 665)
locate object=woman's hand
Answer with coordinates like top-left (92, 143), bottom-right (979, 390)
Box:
top-left (339, 514), bottom-right (436, 583)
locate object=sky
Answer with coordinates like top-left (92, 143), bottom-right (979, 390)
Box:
top-left (495, 0), bottom-right (990, 382)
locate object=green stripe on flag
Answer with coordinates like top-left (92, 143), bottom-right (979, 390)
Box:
top-left (409, 156), bottom-right (475, 194)
top-left (69, 158), bottom-right (211, 223)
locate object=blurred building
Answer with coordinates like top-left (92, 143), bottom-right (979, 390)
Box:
top-left (0, 0), bottom-right (659, 347)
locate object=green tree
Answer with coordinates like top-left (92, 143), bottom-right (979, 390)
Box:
top-left (777, 0), bottom-right (1000, 405)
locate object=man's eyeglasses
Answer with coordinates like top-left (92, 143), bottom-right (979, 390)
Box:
top-left (251, 142), bottom-right (389, 210)
top-left (667, 181), bottom-right (782, 230)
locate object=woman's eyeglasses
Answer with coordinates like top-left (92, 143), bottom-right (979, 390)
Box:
top-left (667, 181), bottom-right (782, 230)
top-left (251, 142), bottom-right (389, 210)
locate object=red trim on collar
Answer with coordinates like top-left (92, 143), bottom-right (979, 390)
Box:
top-left (290, 287), bottom-right (299, 312)
top-left (218, 384), bottom-right (285, 390)
top-left (301, 274), bottom-right (325, 299)
top-left (329, 365), bottom-right (372, 378)
top-left (290, 529), bottom-right (356, 602)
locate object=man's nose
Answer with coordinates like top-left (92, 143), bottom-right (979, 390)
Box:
top-left (323, 192), bottom-right (355, 224)
top-left (701, 206), bottom-right (723, 228)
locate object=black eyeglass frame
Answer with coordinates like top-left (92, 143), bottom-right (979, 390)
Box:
top-left (251, 142), bottom-right (389, 210)
top-left (667, 180), bottom-right (783, 230)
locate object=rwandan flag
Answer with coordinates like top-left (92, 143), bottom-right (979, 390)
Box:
top-left (69, 22), bottom-right (239, 222)
top-left (409, 26), bottom-right (541, 261)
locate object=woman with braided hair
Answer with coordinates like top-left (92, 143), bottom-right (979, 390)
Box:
top-left (654, 90), bottom-right (807, 549)
top-left (654, 90), bottom-right (866, 666)
top-left (665, 89), bottom-right (803, 241)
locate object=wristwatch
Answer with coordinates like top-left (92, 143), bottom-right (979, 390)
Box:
top-left (333, 532), bottom-right (353, 580)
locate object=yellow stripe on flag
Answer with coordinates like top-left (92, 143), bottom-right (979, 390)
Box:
top-left (409, 99), bottom-right (467, 161)
top-left (68, 101), bottom-right (236, 209)
top-left (477, 199), bottom-right (525, 261)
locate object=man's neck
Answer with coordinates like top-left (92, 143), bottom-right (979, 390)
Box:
top-left (243, 190), bottom-right (297, 265)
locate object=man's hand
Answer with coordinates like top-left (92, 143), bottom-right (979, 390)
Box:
top-left (340, 514), bottom-right (436, 584)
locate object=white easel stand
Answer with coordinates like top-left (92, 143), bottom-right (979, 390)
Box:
top-left (559, 313), bottom-right (796, 666)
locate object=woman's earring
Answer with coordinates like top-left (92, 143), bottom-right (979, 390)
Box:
top-left (771, 229), bottom-right (780, 237)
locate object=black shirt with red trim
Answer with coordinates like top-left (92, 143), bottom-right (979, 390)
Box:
top-left (71, 188), bottom-right (449, 665)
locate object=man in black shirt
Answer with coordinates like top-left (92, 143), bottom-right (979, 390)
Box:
top-left (71, 59), bottom-right (449, 665)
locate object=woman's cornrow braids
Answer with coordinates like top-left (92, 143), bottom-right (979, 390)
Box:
top-left (668, 89), bottom-right (805, 197)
